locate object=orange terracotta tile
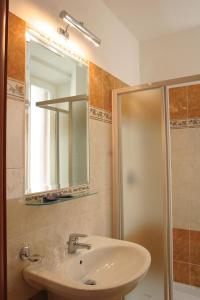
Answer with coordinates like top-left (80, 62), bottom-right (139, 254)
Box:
top-left (173, 228), bottom-right (189, 262)
top-left (102, 71), bottom-right (115, 112)
top-left (188, 84), bottom-right (200, 118)
top-left (89, 62), bottom-right (103, 109)
top-left (114, 78), bottom-right (128, 89)
top-left (169, 87), bottom-right (188, 120)
top-left (173, 261), bottom-right (190, 284)
top-left (190, 264), bottom-right (200, 287)
top-left (8, 12), bottom-right (26, 82)
top-left (190, 230), bottom-right (200, 265)
top-left (89, 62), bottom-right (128, 111)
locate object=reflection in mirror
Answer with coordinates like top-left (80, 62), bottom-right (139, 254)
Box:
top-left (25, 33), bottom-right (89, 194)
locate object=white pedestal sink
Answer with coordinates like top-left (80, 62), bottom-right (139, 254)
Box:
top-left (23, 236), bottom-right (151, 300)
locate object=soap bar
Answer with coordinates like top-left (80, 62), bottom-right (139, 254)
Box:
top-left (43, 194), bottom-right (59, 202)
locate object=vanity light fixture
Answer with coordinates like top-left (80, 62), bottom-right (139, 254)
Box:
top-left (26, 27), bottom-right (88, 65)
top-left (57, 27), bottom-right (69, 40)
top-left (59, 11), bottom-right (101, 47)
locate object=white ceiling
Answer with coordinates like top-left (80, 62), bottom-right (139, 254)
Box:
top-left (103, 0), bottom-right (200, 41)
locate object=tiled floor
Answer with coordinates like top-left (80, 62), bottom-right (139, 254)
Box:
top-left (173, 282), bottom-right (200, 300)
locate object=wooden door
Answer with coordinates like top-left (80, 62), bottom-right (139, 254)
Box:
top-left (0, 0), bottom-right (8, 299)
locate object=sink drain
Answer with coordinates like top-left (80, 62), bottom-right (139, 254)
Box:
top-left (84, 279), bottom-right (96, 285)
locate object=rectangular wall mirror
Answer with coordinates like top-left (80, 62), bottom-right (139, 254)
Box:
top-left (25, 31), bottom-right (89, 195)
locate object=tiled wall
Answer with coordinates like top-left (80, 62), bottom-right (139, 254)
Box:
top-left (7, 12), bottom-right (200, 298)
top-left (6, 12), bottom-right (127, 300)
top-left (8, 12), bottom-right (25, 82)
top-left (170, 85), bottom-right (200, 287)
top-left (89, 62), bottom-right (128, 112)
top-left (170, 84), bottom-right (200, 127)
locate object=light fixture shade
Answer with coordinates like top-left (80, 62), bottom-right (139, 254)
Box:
top-left (59, 10), bottom-right (101, 47)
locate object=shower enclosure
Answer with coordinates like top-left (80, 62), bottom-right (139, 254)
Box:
top-left (112, 76), bottom-right (200, 300)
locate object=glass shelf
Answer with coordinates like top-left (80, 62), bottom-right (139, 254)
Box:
top-left (25, 192), bottom-right (97, 206)
top-left (36, 95), bottom-right (88, 113)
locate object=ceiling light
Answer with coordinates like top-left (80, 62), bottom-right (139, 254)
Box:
top-left (59, 11), bottom-right (101, 47)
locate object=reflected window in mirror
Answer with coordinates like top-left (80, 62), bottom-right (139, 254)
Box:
top-left (25, 32), bottom-right (89, 195)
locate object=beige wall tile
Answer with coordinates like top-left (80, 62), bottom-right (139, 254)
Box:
top-left (171, 159), bottom-right (190, 229)
top-left (172, 197), bottom-right (189, 230)
top-left (171, 128), bottom-right (200, 230)
top-left (7, 97), bottom-right (25, 169)
top-left (171, 128), bottom-right (196, 161)
top-left (89, 119), bottom-right (112, 191)
top-left (7, 168), bottom-right (24, 200)
top-left (7, 118), bottom-right (112, 299)
top-left (190, 198), bottom-right (200, 231)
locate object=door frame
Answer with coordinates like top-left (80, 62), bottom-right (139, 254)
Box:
top-left (0, 0), bottom-right (8, 299)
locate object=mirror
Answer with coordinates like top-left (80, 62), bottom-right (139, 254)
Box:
top-left (25, 31), bottom-right (89, 195)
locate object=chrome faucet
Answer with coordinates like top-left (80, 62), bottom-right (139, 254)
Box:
top-left (67, 233), bottom-right (91, 254)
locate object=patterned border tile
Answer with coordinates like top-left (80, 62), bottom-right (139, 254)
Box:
top-left (25, 184), bottom-right (90, 202)
top-left (89, 105), bottom-right (112, 124)
top-left (7, 77), bottom-right (25, 100)
top-left (188, 118), bottom-right (200, 128)
top-left (170, 118), bottom-right (200, 129)
top-left (170, 119), bottom-right (188, 129)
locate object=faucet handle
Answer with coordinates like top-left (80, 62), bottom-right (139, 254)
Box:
top-left (69, 233), bottom-right (87, 240)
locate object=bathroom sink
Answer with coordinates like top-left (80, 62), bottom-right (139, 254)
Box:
top-left (23, 235), bottom-right (151, 300)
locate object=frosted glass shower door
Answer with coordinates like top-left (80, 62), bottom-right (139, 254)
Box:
top-left (114, 86), bottom-right (172, 300)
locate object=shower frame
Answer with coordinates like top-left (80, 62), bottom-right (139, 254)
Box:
top-left (112, 74), bottom-right (200, 300)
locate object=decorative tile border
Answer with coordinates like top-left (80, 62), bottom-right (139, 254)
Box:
top-left (89, 105), bottom-right (112, 124)
top-left (7, 77), bottom-right (25, 100)
top-left (89, 108), bottom-right (200, 128)
top-left (188, 118), bottom-right (200, 128)
top-left (170, 118), bottom-right (200, 129)
top-left (25, 184), bottom-right (90, 202)
top-left (170, 119), bottom-right (188, 129)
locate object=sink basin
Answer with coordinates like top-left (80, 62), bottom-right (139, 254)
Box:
top-left (23, 236), bottom-right (151, 300)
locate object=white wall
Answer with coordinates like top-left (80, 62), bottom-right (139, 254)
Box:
top-left (140, 26), bottom-right (200, 83)
top-left (9, 0), bottom-right (140, 85)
